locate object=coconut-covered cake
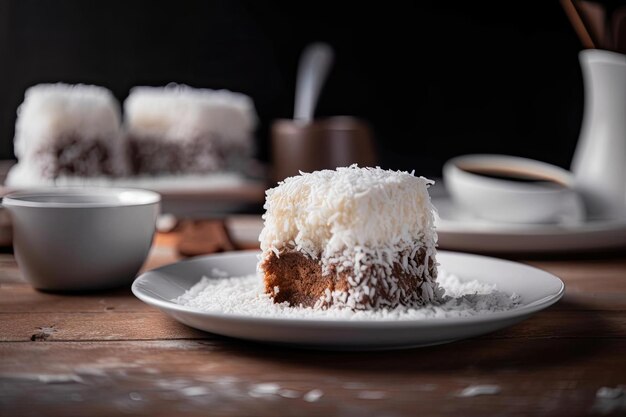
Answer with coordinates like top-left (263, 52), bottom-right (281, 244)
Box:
top-left (10, 83), bottom-right (126, 180)
top-left (259, 165), bottom-right (441, 310)
top-left (124, 85), bottom-right (257, 175)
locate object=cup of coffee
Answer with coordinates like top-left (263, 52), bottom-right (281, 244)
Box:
top-left (443, 154), bottom-right (585, 224)
top-left (2, 187), bottom-right (160, 291)
top-left (271, 116), bottom-right (377, 183)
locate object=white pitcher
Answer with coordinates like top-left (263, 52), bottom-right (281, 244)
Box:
top-left (572, 50), bottom-right (626, 220)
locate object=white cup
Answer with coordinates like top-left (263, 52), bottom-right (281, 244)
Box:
top-left (443, 155), bottom-right (585, 224)
top-left (2, 188), bottom-right (160, 291)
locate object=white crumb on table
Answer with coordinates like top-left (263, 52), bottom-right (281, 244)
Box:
top-left (180, 386), bottom-right (210, 397)
top-left (278, 389), bottom-right (301, 399)
top-left (303, 389), bottom-right (324, 402)
top-left (593, 385), bottom-right (626, 415)
top-left (456, 384), bottom-right (502, 397)
top-left (596, 386), bottom-right (625, 399)
top-left (128, 392), bottom-right (143, 401)
top-left (173, 269), bottom-right (520, 321)
top-left (211, 268), bottom-right (229, 279)
top-left (248, 383), bottom-right (281, 397)
top-left (36, 374), bottom-right (84, 384)
top-left (156, 214), bottom-right (178, 233)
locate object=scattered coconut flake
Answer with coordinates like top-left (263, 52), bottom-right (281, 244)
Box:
top-left (156, 214), bottom-right (178, 233)
top-left (249, 383), bottom-right (281, 396)
top-left (593, 385), bottom-right (626, 414)
top-left (211, 268), bottom-right (229, 279)
top-left (174, 269), bottom-right (519, 320)
top-left (597, 386), bottom-right (625, 399)
top-left (457, 385), bottom-right (502, 397)
top-left (37, 374), bottom-right (84, 384)
top-left (180, 386), bottom-right (210, 397)
top-left (278, 389), bottom-right (301, 399)
top-left (128, 392), bottom-right (143, 401)
top-left (303, 389), bottom-right (324, 402)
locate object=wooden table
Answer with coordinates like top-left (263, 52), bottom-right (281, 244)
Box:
top-left (1, 231), bottom-right (625, 417)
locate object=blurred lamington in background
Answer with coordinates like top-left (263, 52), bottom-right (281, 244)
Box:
top-left (124, 85), bottom-right (257, 176)
top-left (6, 83), bottom-right (258, 187)
top-left (8, 83), bottom-right (126, 183)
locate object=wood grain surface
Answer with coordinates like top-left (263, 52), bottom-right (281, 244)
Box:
top-left (1, 225), bottom-right (625, 417)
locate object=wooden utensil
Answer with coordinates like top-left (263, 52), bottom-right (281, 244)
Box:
top-left (561, 0), bottom-right (602, 48)
top-left (176, 220), bottom-right (235, 257)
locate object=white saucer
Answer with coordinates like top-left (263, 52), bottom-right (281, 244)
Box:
top-left (132, 251), bottom-right (564, 350)
top-left (434, 195), bottom-right (626, 253)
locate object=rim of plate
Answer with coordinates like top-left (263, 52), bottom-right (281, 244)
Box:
top-left (132, 250), bottom-right (565, 328)
top-left (2, 187), bottom-right (161, 208)
top-left (433, 196), bottom-right (626, 236)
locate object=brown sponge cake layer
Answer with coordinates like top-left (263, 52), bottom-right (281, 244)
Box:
top-left (260, 248), bottom-right (437, 310)
top-left (37, 136), bottom-right (125, 178)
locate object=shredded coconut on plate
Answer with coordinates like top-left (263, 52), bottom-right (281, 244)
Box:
top-left (173, 269), bottom-right (520, 320)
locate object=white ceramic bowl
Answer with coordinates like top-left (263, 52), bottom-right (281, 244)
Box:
top-left (443, 155), bottom-right (585, 224)
top-left (2, 188), bottom-right (160, 291)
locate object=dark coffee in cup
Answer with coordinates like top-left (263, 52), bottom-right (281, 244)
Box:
top-left (458, 165), bottom-right (568, 187)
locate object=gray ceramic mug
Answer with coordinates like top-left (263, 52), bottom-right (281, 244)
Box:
top-left (2, 188), bottom-right (160, 291)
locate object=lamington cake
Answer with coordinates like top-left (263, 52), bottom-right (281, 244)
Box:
top-left (10, 83), bottom-right (126, 180)
top-left (123, 85), bottom-right (257, 175)
top-left (259, 166), bottom-right (441, 310)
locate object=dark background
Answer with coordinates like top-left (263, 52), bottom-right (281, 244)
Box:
top-left (0, 1), bottom-right (584, 177)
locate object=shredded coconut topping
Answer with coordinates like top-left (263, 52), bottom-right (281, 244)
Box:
top-left (259, 165), bottom-right (439, 309)
top-left (14, 83), bottom-right (122, 161)
top-left (124, 84), bottom-right (257, 146)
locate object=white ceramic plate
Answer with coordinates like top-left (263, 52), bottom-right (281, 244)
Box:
top-left (132, 250), bottom-right (564, 350)
top-left (1, 159), bottom-right (266, 218)
top-left (434, 195), bottom-right (626, 253)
